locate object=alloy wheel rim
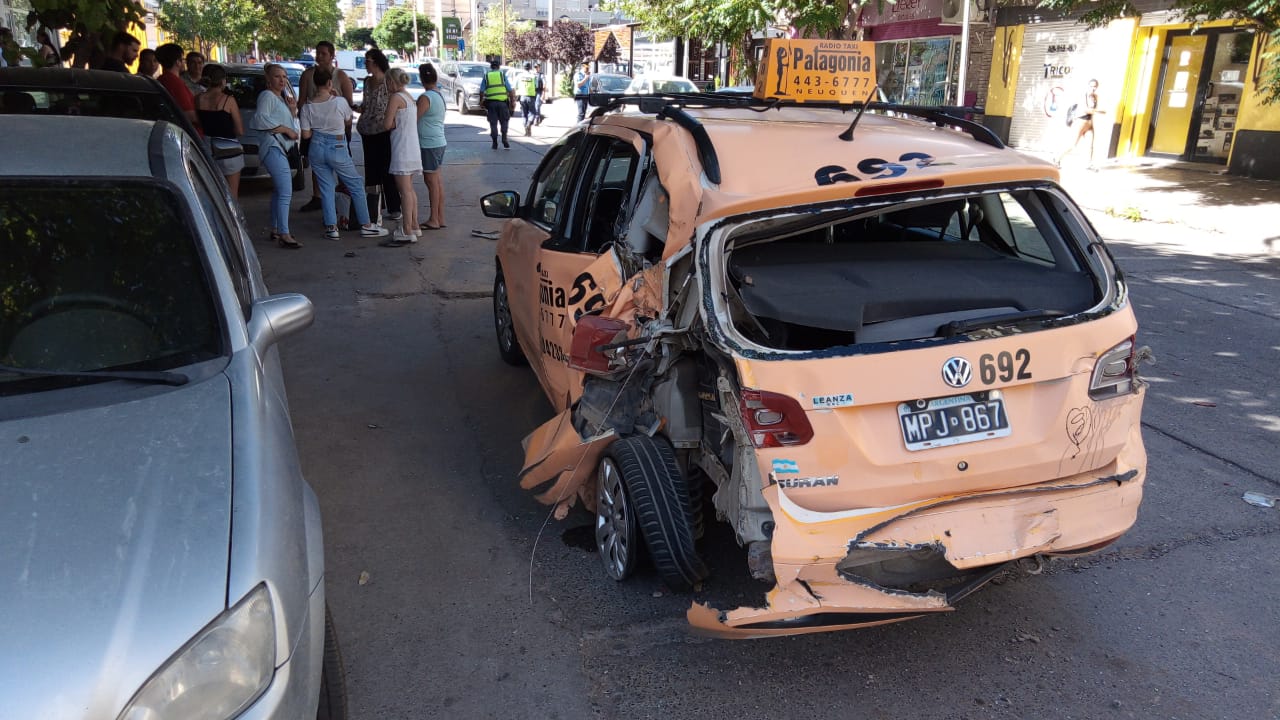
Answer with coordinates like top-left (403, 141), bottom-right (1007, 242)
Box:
top-left (495, 278), bottom-right (515, 351)
top-left (596, 459), bottom-right (631, 579)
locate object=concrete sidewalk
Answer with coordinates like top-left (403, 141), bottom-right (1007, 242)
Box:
top-left (1055, 157), bottom-right (1280, 257)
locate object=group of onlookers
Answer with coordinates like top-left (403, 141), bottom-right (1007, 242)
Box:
top-left (3, 28), bottom-right (452, 250)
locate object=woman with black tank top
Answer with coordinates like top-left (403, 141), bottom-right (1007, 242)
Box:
top-left (196, 64), bottom-right (246, 198)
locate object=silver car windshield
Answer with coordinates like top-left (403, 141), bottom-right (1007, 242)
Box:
top-left (0, 180), bottom-right (224, 393)
top-left (457, 65), bottom-right (487, 79)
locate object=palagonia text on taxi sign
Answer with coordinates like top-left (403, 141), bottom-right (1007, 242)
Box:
top-left (754, 39), bottom-right (876, 104)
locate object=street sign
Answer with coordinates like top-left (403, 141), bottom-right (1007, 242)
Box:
top-left (456, 37), bottom-right (465, 52)
top-left (754, 40), bottom-right (876, 104)
top-left (443, 17), bottom-right (463, 48)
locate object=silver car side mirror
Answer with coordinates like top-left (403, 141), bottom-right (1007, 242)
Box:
top-left (248, 293), bottom-right (314, 353)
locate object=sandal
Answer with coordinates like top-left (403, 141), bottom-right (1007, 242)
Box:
top-left (277, 234), bottom-right (303, 249)
top-left (419, 222), bottom-right (443, 230)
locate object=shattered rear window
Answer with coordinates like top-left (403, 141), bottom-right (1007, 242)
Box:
top-left (724, 190), bottom-right (1100, 350)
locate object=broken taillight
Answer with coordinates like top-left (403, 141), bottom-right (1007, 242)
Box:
top-left (739, 389), bottom-right (814, 448)
top-left (569, 315), bottom-right (631, 374)
top-left (1089, 336), bottom-right (1137, 400)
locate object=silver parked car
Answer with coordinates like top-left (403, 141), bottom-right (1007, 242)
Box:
top-left (438, 60), bottom-right (490, 114)
top-left (0, 115), bottom-right (344, 719)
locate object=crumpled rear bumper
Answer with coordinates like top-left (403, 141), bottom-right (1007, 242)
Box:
top-left (689, 448), bottom-right (1145, 638)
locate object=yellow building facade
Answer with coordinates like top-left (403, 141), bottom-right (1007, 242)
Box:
top-left (983, 6), bottom-right (1279, 179)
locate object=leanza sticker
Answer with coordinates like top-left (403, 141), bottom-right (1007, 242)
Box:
top-left (812, 393), bottom-right (855, 409)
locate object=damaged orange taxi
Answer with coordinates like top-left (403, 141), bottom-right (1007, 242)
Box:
top-left (480, 46), bottom-right (1148, 638)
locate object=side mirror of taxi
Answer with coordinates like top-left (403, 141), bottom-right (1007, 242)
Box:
top-left (481, 190), bottom-right (521, 218)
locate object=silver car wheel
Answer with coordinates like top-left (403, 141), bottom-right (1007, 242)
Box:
top-left (596, 458), bottom-right (638, 581)
top-left (493, 273), bottom-right (526, 365)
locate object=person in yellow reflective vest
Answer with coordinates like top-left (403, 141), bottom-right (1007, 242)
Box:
top-left (516, 62), bottom-right (544, 137)
top-left (479, 57), bottom-right (514, 149)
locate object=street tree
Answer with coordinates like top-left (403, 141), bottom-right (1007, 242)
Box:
top-left (256, 0), bottom-right (341, 57)
top-left (546, 19), bottom-right (593, 66)
top-left (158, 0), bottom-right (263, 57)
top-left (506, 25), bottom-right (550, 63)
top-left (340, 26), bottom-right (375, 51)
top-left (475, 5), bottom-right (530, 60)
top-left (373, 5), bottom-right (436, 56)
top-left (603, 0), bottom-right (860, 82)
top-left (1039, 0), bottom-right (1280, 104)
top-left (342, 5), bottom-right (364, 32)
top-left (20, 0), bottom-right (147, 67)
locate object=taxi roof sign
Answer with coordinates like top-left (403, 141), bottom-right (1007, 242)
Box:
top-left (754, 39), bottom-right (876, 105)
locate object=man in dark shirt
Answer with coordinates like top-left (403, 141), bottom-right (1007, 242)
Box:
top-left (100, 31), bottom-right (140, 72)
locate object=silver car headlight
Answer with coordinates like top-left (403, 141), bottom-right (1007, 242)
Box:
top-left (119, 584), bottom-right (276, 720)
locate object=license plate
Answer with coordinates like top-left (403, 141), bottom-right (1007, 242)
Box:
top-left (898, 390), bottom-right (1011, 451)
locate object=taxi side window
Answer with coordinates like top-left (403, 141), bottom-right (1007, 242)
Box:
top-left (575, 138), bottom-right (639, 254)
top-left (529, 141), bottom-right (581, 231)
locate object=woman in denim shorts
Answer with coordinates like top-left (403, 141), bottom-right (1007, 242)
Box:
top-left (415, 63), bottom-right (448, 230)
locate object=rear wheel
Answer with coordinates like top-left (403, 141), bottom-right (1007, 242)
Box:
top-left (596, 456), bottom-right (639, 581)
top-left (493, 271), bottom-right (526, 365)
top-left (460, 92), bottom-right (472, 114)
top-left (603, 435), bottom-right (708, 591)
top-left (316, 604), bottom-right (347, 720)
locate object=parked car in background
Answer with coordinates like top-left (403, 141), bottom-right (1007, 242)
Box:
top-left (625, 74), bottom-right (700, 94)
top-left (438, 60), bottom-right (490, 114)
top-left (280, 60), bottom-right (306, 97)
top-left (222, 63), bottom-right (304, 187)
top-left (295, 52), bottom-right (316, 67)
top-left (0, 67), bottom-right (200, 143)
top-left (480, 92), bottom-right (1148, 637)
top-left (1, 114), bottom-right (345, 718)
top-left (590, 72), bottom-right (632, 95)
top-left (390, 64), bottom-right (428, 102)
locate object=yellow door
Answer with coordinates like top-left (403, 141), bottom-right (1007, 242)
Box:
top-left (1150, 35), bottom-right (1207, 155)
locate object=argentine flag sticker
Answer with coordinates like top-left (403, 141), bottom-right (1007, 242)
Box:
top-left (772, 459), bottom-right (800, 475)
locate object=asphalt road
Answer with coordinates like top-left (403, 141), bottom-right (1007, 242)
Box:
top-left (236, 103), bottom-right (1280, 720)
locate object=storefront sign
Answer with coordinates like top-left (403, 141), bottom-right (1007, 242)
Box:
top-left (754, 39), bottom-right (876, 104)
top-left (861, 0), bottom-right (944, 25)
top-left (442, 17), bottom-right (462, 48)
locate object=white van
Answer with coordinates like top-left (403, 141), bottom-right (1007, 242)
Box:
top-left (334, 50), bottom-right (368, 81)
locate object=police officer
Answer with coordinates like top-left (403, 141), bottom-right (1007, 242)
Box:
top-left (479, 57), bottom-right (514, 149)
top-left (517, 62), bottom-right (542, 137)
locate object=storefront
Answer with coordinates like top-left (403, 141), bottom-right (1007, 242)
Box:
top-left (983, 12), bottom-right (1135, 159)
top-left (857, 0), bottom-right (993, 106)
top-left (984, 5), bottom-right (1277, 178)
top-left (1117, 17), bottom-right (1277, 177)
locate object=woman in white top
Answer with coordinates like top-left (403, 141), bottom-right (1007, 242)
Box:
top-left (382, 67), bottom-right (423, 244)
top-left (298, 67), bottom-right (389, 240)
top-left (251, 64), bottom-right (301, 248)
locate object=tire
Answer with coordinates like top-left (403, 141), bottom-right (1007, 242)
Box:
top-left (596, 455), bottom-right (640, 581)
top-left (493, 271), bottom-right (527, 366)
top-left (316, 604), bottom-right (348, 720)
top-left (604, 435), bottom-right (709, 591)
top-left (460, 92), bottom-right (472, 115)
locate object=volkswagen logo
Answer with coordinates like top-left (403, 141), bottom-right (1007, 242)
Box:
top-left (941, 357), bottom-right (973, 388)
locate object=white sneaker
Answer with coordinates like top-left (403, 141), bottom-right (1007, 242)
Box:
top-left (324, 225), bottom-right (340, 240)
top-left (360, 223), bottom-right (390, 238)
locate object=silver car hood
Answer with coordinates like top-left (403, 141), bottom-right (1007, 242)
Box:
top-left (0, 376), bottom-right (234, 718)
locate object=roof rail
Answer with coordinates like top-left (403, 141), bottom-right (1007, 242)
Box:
top-left (586, 93), bottom-right (1004, 176)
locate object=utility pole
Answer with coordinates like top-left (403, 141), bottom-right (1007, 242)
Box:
top-left (957, 0), bottom-right (971, 106)
top-left (413, 0), bottom-right (420, 61)
top-left (501, 0), bottom-right (506, 62)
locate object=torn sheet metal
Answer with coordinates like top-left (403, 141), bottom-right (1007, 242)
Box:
top-left (688, 461), bottom-right (1144, 637)
top-left (519, 409), bottom-right (616, 519)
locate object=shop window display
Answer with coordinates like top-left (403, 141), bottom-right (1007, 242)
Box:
top-left (875, 37), bottom-right (958, 105)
